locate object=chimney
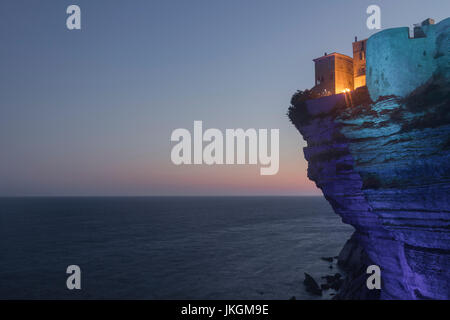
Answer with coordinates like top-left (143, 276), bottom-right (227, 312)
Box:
top-left (355, 36), bottom-right (358, 42)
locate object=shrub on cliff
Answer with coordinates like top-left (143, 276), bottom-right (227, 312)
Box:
top-left (290, 89), bottom-right (319, 106)
top-left (400, 73), bottom-right (450, 132)
top-left (402, 73), bottom-right (449, 113)
top-left (287, 89), bottom-right (319, 127)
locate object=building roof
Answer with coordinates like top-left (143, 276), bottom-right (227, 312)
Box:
top-left (313, 52), bottom-right (353, 62)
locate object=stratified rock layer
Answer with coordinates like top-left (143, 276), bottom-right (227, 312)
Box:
top-left (290, 79), bottom-right (450, 299)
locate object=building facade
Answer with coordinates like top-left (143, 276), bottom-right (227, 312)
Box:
top-left (366, 17), bottom-right (447, 101)
top-left (353, 38), bottom-right (367, 89)
top-left (310, 17), bottom-right (444, 99)
top-left (312, 53), bottom-right (354, 95)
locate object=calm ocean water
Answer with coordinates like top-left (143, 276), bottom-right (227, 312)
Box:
top-left (0, 197), bottom-right (353, 300)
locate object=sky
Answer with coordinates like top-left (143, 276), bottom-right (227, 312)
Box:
top-left (0, 0), bottom-right (449, 196)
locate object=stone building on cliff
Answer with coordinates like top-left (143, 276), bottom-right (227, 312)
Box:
top-left (366, 17), bottom-right (444, 101)
top-left (312, 53), bottom-right (354, 96)
top-left (352, 38), bottom-right (367, 90)
top-left (311, 17), bottom-right (442, 98)
top-left (312, 40), bottom-right (367, 95)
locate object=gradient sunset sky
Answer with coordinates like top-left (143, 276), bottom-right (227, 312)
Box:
top-left (1, 0), bottom-right (449, 196)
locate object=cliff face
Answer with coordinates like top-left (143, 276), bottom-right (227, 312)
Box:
top-left (289, 18), bottom-right (449, 299)
top-left (291, 80), bottom-right (449, 299)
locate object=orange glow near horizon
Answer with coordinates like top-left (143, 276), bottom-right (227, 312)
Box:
top-left (92, 158), bottom-right (322, 196)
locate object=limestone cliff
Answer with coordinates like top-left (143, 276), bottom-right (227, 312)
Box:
top-left (289, 18), bottom-right (450, 299)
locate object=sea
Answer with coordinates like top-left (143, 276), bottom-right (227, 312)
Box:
top-left (0, 196), bottom-right (354, 300)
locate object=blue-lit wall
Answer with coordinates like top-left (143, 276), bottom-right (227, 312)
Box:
top-left (366, 18), bottom-right (449, 101)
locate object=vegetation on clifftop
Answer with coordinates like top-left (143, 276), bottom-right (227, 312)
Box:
top-left (287, 89), bottom-right (319, 127)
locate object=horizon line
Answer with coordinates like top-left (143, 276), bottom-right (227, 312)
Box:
top-left (0, 194), bottom-right (323, 198)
